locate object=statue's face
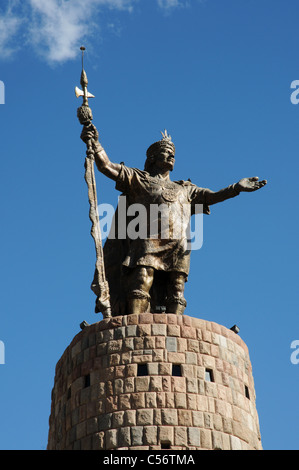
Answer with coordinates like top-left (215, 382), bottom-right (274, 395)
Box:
top-left (154, 147), bottom-right (175, 171)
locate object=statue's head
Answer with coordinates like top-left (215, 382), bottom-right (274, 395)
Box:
top-left (144, 130), bottom-right (176, 173)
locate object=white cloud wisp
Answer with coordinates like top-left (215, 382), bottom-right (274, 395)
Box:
top-left (0, 0), bottom-right (191, 64)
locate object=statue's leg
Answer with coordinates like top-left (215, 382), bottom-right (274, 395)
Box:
top-left (126, 266), bottom-right (154, 314)
top-left (166, 272), bottom-right (187, 315)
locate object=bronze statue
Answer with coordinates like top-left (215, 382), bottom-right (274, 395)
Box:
top-left (77, 48), bottom-right (267, 318)
top-left (79, 127), bottom-right (266, 317)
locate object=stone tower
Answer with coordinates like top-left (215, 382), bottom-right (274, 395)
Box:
top-left (47, 313), bottom-right (262, 450)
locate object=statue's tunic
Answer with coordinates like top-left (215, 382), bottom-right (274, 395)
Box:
top-left (114, 164), bottom-right (240, 277)
top-left (98, 164), bottom-right (240, 314)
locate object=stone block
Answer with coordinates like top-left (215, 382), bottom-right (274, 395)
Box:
top-left (152, 324), bottom-right (167, 336)
top-left (199, 341), bottom-right (210, 355)
top-left (166, 336), bottom-right (177, 352)
top-left (153, 409), bottom-right (162, 425)
top-left (137, 409), bottom-right (154, 425)
top-left (171, 376), bottom-right (186, 392)
top-left (126, 325), bottom-right (137, 337)
top-left (119, 427), bottom-right (131, 447)
top-left (174, 427), bottom-right (187, 446)
top-left (133, 354), bottom-right (152, 364)
top-left (115, 365), bottom-right (126, 378)
top-left (192, 411), bottom-right (204, 427)
top-left (152, 313), bottom-right (167, 324)
top-left (200, 429), bottom-right (212, 449)
top-left (213, 413), bottom-right (223, 432)
top-left (144, 426), bottom-right (158, 445)
top-left (212, 430), bottom-right (224, 450)
top-left (188, 427), bottom-right (201, 447)
top-left (114, 379), bottom-right (124, 395)
top-left (153, 349), bottom-right (164, 362)
top-left (167, 352), bottom-right (185, 364)
top-left (114, 327), bottom-right (126, 339)
top-left (109, 316), bottom-right (123, 328)
top-left (158, 426), bottom-right (174, 443)
top-left (126, 314), bottom-right (139, 325)
top-left (165, 392), bottom-right (174, 408)
top-left (176, 338), bottom-right (187, 352)
top-left (181, 327), bottom-right (196, 339)
top-left (134, 337), bottom-right (144, 350)
top-left (123, 338), bottom-right (134, 351)
top-left (135, 376), bottom-right (150, 392)
top-left (182, 316), bottom-right (192, 326)
top-left (185, 351), bottom-right (197, 364)
top-left (230, 435), bottom-right (242, 450)
top-left (167, 325), bottom-right (180, 337)
top-left (187, 339), bottom-right (200, 352)
top-left (124, 410), bottom-right (136, 426)
top-left (159, 362), bottom-right (172, 375)
top-left (145, 392), bottom-right (157, 408)
top-left (144, 336), bottom-right (155, 349)
top-left (139, 313), bottom-right (153, 324)
top-left (112, 411), bottom-right (124, 428)
top-left (186, 377), bottom-right (198, 393)
top-left (105, 396), bottom-right (118, 412)
top-left (131, 426), bottom-right (144, 446)
top-left (178, 409), bottom-right (192, 426)
top-left (162, 376), bottom-right (171, 392)
top-left (137, 324), bottom-right (151, 336)
top-left (175, 393), bottom-right (187, 409)
top-left (106, 429), bottom-right (118, 449)
top-left (124, 377), bottom-right (135, 393)
top-left (203, 412), bottom-right (213, 429)
top-left (161, 409), bottom-right (178, 425)
top-left (92, 432), bottom-right (105, 450)
top-left (150, 376), bottom-right (162, 392)
top-left (131, 392), bottom-right (145, 409)
top-left (147, 363), bottom-right (159, 375)
top-left (126, 363), bottom-right (137, 377)
top-left (118, 394), bottom-right (131, 410)
top-left (156, 392), bottom-right (165, 408)
top-left (186, 394), bottom-right (197, 410)
top-left (166, 314), bottom-right (178, 324)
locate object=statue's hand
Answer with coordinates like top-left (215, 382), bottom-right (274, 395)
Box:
top-left (80, 123), bottom-right (99, 145)
top-left (236, 177), bottom-right (267, 192)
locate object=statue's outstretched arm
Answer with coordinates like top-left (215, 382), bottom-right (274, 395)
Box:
top-left (202, 177), bottom-right (267, 206)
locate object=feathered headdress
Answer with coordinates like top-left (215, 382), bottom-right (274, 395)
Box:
top-left (146, 129), bottom-right (175, 158)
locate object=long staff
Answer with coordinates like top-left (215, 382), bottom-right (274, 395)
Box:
top-left (75, 47), bottom-right (111, 318)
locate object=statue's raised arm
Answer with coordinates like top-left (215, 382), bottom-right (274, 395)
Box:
top-left (81, 124), bottom-right (121, 181)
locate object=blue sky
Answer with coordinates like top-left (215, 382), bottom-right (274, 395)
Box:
top-left (0, 0), bottom-right (298, 450)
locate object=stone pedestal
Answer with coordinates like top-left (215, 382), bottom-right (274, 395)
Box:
top-left (47, 314), bottom-right (262, 450)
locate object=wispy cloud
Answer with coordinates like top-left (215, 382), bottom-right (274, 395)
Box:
top-left (157, 0), bottom-right (183, 9)
top-left (0, 1), bottom-right (24, 58)
top-left (28, 0), bottom-right (140, 64)
top-left (0, 0), bottom-right (192, 64)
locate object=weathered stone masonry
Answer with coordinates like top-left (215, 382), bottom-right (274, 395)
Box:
top-left (47, 314), bottom-right (262, 450)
